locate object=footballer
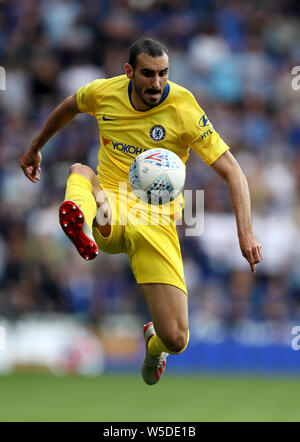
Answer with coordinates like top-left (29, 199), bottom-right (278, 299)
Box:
top-left (19, 38), bottom-right (262, 385)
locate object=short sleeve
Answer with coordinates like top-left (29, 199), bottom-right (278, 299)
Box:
top-left (76, 79), bottom-right (105, 115)
top-left (191, 129), bottom-right (230, 166)
top-left (178, 91), bottom-right (230, 166)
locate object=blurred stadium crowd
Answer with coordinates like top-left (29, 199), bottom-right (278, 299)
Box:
top-left (0, 0), bottom-right (300, 327)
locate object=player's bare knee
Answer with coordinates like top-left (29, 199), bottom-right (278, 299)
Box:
top-left (69, 163), bottom-right (82, 174)
top-left (69, 163), bottom-right (94, 181)
top-left (95, 188), bottom-right (112, 224)
top-left (161, 329), bottom-right (188, 354)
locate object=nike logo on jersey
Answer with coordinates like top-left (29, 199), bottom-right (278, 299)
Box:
top-left (103, 115), bottom-right (118, 121)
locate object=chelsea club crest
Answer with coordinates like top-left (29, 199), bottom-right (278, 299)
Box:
top-left (150, 125), bottom-right (166, 142)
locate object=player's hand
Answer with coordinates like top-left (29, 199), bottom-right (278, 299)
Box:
top-left (19, 148), bottom-right (42, 183)
top-left (239, 233), bottom-right (262, 274)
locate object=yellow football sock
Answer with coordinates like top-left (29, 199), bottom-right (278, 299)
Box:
top-left (148, 330), bottom-right (190, 356)
top-left (64, 173), bottom-right (97, 231)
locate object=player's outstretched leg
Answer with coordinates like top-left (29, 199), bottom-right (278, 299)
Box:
top-left (140, 284), bottom-right (189, 385)
top-left (141, 322), bottom-right (168, 385)
top-left (59, 200), bottom-right (98, 261)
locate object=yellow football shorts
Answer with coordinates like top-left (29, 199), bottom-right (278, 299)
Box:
top-left (92, 184), bottom-right (187, 296)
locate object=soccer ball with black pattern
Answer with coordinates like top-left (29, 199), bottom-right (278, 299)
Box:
top-left (128, 148), bottom-right (186, 205)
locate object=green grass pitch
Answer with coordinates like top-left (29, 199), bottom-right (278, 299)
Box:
top-left (0, 373), bottom-right (299, 422)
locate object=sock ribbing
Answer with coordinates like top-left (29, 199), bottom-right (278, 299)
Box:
top-left (64, 173), bottom-right (97, 231)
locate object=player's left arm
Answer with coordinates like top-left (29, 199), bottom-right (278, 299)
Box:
top-left (211, 150), bottom-right (263, 274)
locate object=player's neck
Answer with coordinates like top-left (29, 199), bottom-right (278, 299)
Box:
top-left (130, 90), bottom-right (152, 112)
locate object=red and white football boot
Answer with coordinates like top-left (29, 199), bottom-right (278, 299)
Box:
top-left (59, 200), bottom-right (98, 261)
top-left (141, 322), bottom-right (168, 385)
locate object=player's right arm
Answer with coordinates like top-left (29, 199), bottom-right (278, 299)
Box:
top-left (19, 94), bottom-right (80, 183)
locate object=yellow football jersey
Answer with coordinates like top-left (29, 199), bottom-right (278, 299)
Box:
top-left (76, 75), bottom-right (229, 216)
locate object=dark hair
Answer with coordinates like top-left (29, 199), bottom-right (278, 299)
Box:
top-left (128, 37), bottom-right (169, 69)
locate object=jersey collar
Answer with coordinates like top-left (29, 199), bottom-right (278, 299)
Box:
top-left (128, 80), bottom-right (170, 111)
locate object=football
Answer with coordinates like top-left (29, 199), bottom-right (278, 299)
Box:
top-left (128, 148), bottom-right (186, 204)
